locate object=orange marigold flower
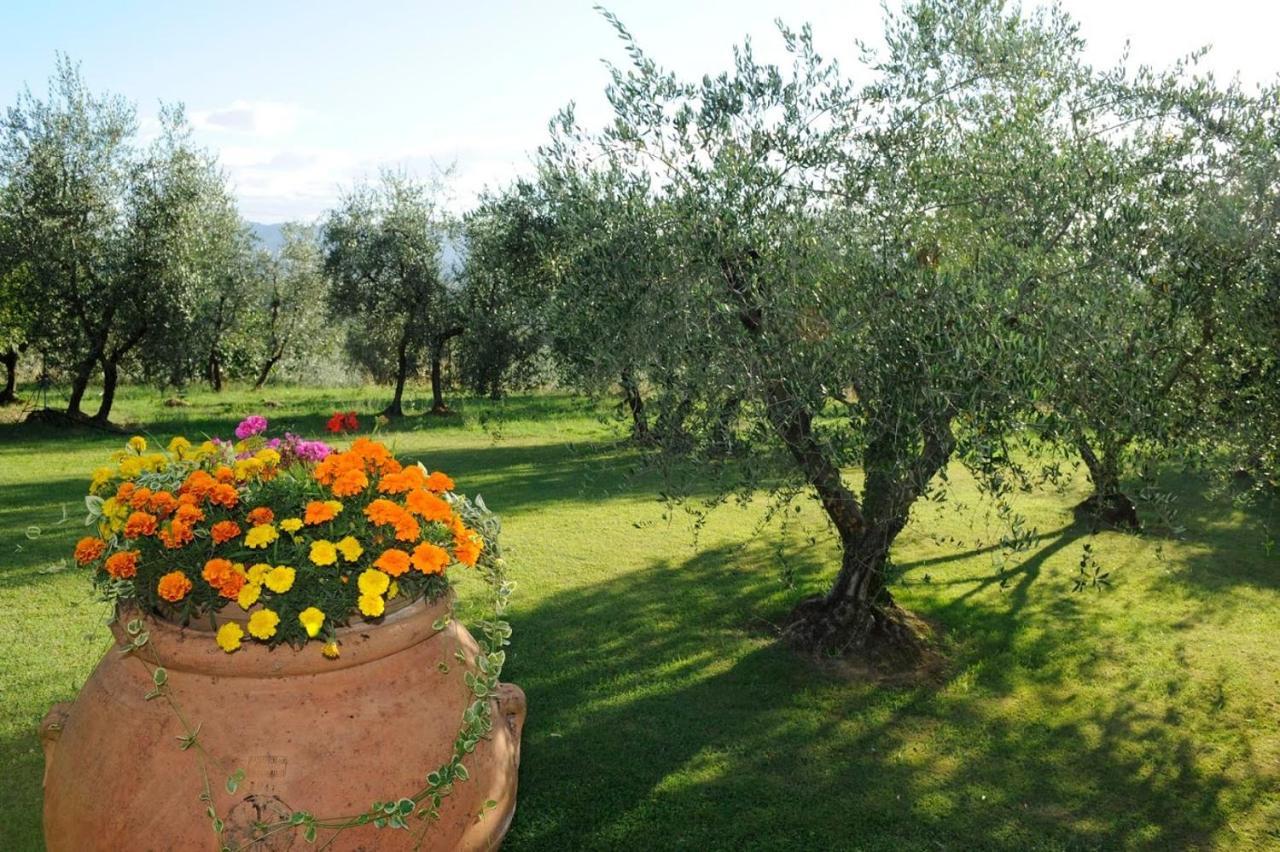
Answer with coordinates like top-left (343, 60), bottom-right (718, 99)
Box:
top-left (148, 490), bottom-right (178, 519)
top-left (246, 506), bottom-right (274, 526)
top-left (218, 571), bottom-right (246, 599)
top-left (123, 511), bottom-right (158, 539)
top-left (454, 536), bottom-right (483, 567)
top-left (209, 483), bottom-right (240, 509)
top-left (377, 465), bottom-right (425, 494)
top-left (425, 471), bottom-right (454, 493)
top-left (211, 520), bottom-right (242, 545)
top-left (160, 520), bottom-right (195, 549)
top-left (304, 500), bottom-right (340, 525)
top-left (331, 467), bottom-right (369, 497)
top-left (175, 502), bottom-right (205, 525)
top-left (115, 482), bottom-right (136, 502)
top-left (182, 470), bottom-right (217, 501)
top-left (157, 570), bottom-right (193, 602)
top-left (128, 486), bottom-right (153, 510)
top-left (373, 548), bottom-right (412, 577)
top-left (410, 542), bottom-right (449, 575)
top-left (104, 550), bottom-right (140, 579)
top-left (214, 465), bottom-right (235, 483)
top-left (405, 489), bottom-right (452, 522)
top-left (393, 515), bottom-right (420, 542)
top-left (202, 558), bottom-right (246, 599)
top-left (364, 498), bottom-right (404, 526)
top-left (74, 536), bottom-right (107, 564)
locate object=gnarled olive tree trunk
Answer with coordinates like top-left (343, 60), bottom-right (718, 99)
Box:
top-left (1075, 435), bottom-right (1140, 529)
top-left (0, 346), bottom-right (20, 405)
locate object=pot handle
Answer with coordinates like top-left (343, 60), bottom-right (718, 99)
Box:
top-left (494, 683), bottom-right (526, 766)
top-left (40, 703), bottom-right (72, 788)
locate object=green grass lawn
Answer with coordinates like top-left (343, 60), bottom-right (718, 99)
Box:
top-left (2, 386), bottom-right (1278, 850)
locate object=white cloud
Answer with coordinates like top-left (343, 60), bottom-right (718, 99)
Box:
top-left (191, 100), bottom-right (304, 137)
top-left (212, 137), bottom-right (538, 223)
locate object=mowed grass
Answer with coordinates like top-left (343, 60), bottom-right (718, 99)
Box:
top-left (1, 386), bottom-right (1278, 850)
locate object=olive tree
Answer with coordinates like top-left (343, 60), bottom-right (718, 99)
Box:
top-left (0, 57), bottom-right (135, 421)
top-left (250, 223), bottom-right (329, 389)
top-left (538, 1), bottom-right (1208, 659)
top-left (1, 59), bottom-right (237, 422)
top-left (322, 171), bottom-right (457, 416)
top-left (456, 182), bottom-right (553, 399)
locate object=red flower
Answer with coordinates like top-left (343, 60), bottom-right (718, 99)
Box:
top-left (327, 411), bottom-right (360, 434)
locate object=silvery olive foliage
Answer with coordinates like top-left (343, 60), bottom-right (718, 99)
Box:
top-left (322, 171), bottom-right (458, 417)
top-left (513, 0), bottom-right (1275, 657)
top-left (0, 57), bottom-right (275, 419)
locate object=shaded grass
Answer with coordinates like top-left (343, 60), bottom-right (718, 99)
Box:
top-left (1, 384), bottom-right (1278, 850)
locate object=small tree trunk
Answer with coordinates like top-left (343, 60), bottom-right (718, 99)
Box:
top-left (208, 353), bottom-right (223, 392)
top-left (384, 335), bottom-right (410, 418)
top-left (92, 359), bottom-right (119, 425)
top-left (427, 327), bottom-right (463, 415)
top-left (489, 372), bottom-right (502, 401)
top-left (66, 356), bottom-right (97, 419)
top-left (252, 354), bottom-right (281, 391)
top-left (620, 368), bottom-right (649, 441)
top-left (429, 340), bottom-right (448, 415)
top-left (0, 347), bottom-right (18, 405)
top-left (1075, 436), bottom-right (1140, 529)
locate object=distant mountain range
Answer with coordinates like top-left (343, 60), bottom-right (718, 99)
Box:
top-left (248, 222), bottom-right (287, 254)
top-left (247, 221), bottom-right (464, 273)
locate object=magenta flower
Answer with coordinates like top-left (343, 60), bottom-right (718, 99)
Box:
top-left (234, 415), bottom-right (268, 440)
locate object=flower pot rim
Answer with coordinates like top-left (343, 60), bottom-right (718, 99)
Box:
top-left (113, 591), bottom-right (454, 679)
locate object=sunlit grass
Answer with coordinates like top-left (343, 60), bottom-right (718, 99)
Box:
top-left (1, 384), bottom-right (1277, 849)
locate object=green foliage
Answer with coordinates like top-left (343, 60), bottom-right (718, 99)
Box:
top-left (507, 0), bottom-right (1279, 647)
top-left (457, 182), bottom-right (555, 398)
top-left (322, 171), bottom-right (456, 414)
top-left (0, 58), bottom-right (253, 419)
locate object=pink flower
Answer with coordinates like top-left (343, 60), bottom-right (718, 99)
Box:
top-left (234, 415), bottom-right (268, 440)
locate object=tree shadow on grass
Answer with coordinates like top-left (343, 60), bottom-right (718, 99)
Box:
top-left (502, 539), bottom-right (1261, 851)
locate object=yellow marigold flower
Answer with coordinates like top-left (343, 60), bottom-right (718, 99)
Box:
top-left (244, 524), bottom-right (279, 549)
top-left (247, 609), bottom-right (280, 640)
top-left (216, 622), bottom-right (244, 653)
top-left (256, 448), bottom-right (281, 467)
top-left (168, 436), bottom-right (192, 458)
top-left (119, 457), bottom-right (143, 478)
top-left (310, 539), bottom-right (338, 566)
top-left (357, 568), bottom-right (390, 597)
top-left (279, 517), bottom-right (303, 534)
top-left (336, 535), bottom-right (364, 563)
top-left (358, 592), bottom-right (385, 618)
top-left (388, 580), bottom-right (400, 599)
top-left (127, 435), bottom-right (147, 453)
top-left (298, 607), bottom-right (325, 638)
top-left (90, 466), bottom-right (114, 493)
top-left (247, 562), bottom-right (271, 584)
top-left (237, 582), bottom-right (262, 610)
top-left (264, 566), bottom-right (295, 594)
top-left (322, 641), bottom-right (340, 659)
top-left (196, 440), bottom-right (218, 458)
top-left (144, 453), bottom-right (168, 471)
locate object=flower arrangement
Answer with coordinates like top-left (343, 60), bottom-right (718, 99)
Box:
top-left (73, 415), bottom-right (492, 657)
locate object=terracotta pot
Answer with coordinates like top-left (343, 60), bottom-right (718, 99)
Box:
top-left (41, 594), bottom-right (526, 851)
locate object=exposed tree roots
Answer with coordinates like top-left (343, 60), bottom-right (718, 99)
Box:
top-left (1074, 492), bottom-right (1141, 531)
top-left (782, 594), bottom-right (937, 677)
top-left (24, 408), bottom-right (125, 433)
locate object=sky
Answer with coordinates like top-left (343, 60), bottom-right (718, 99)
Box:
top-left (2, 0), bottom-right (1275, 223)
